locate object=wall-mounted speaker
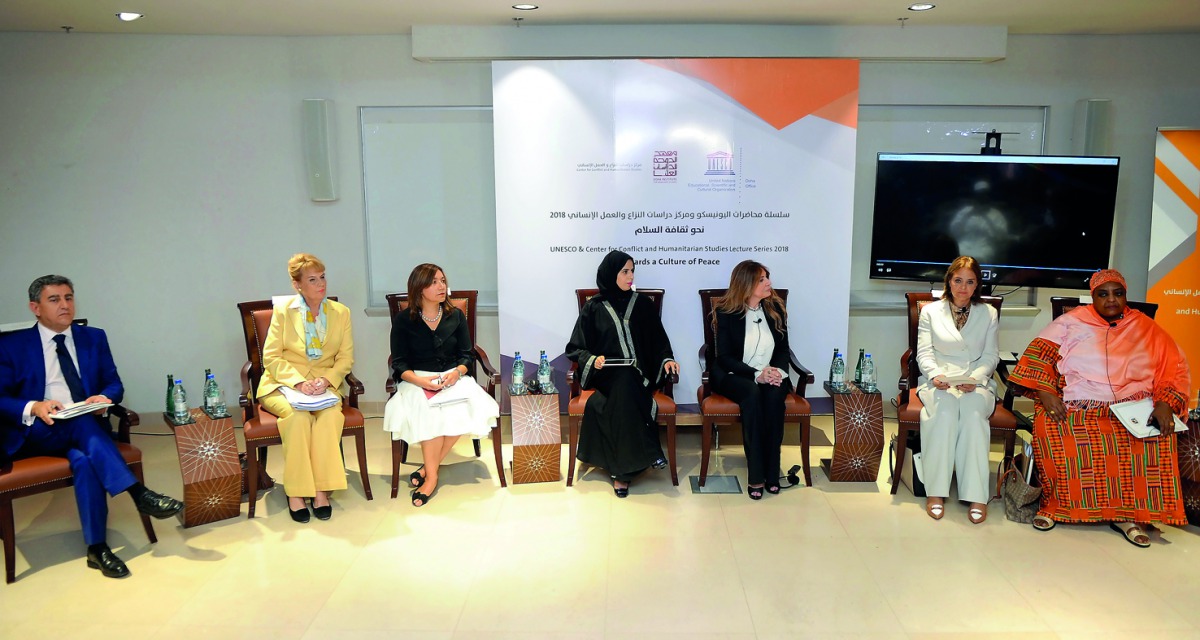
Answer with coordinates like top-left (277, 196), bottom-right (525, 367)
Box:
top-left (302, 99), bottom-right (338, 202)
top-left (1072, 98), bottom-right (1112, 156)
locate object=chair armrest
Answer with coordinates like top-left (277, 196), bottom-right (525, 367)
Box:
top-left (238, 361), bottom-right (256, 421)
top-left (897, 349), bottom-right (915, 404)
top-left (345, 372), bottom-right (365, 409)
top-left (386, 376), bottom-right (396, 397)
top-left (787, 348), bottom-right (814, 397)
top-left (697, 344), bottom-right (711, 403)
top-left (568, 362), bottom-right (581, 398)
top-left (108, 404), bottom-right (139, 443)
top-left (475, 346), bottom-right (500, 396)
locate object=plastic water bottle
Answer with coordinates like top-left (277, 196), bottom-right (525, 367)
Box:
top-left (165, 374), bottom-right (175, 414)
top-left (510, 352), bottom-right (526, 396)
top-left (827, 348), bottom-right (840, 384)
top-left (831, 352), bottom-right (846, 392)
top-left (854, 348), bottom-right (865, 385)
top-left (537, 350), bottom-right (555, 394)
top-left (203, 370), bottom-right (226, 416)
top-left (861, 353), bottom-right (878, 393)
top-left (171, 379), bottom-right (189, 423)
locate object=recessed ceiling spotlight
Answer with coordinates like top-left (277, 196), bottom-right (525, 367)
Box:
top-left (907, 3), bottom-right (936, 11)
top-left (115, 12), bottom-right (144, 22)
top-left (512, 4), bottom-right (539, 10)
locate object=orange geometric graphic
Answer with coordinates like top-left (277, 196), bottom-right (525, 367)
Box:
top-left (641, 59), bottom-right (859, 130)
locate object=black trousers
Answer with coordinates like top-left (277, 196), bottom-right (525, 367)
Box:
top-left (715, 375), bottom-right (786, 485)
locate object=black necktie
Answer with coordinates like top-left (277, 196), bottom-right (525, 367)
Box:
top-left (53, 334), bottom-right (86, 402)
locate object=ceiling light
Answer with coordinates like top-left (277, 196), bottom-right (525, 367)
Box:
top-left (512, 4), bottom-right (539, 10)
top-left (115, 12), bottom-right (144, 22)
top-left (907, 3), bottom-right (935, 11)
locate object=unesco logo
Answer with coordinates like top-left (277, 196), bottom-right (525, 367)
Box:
top-left (705, 151), bottom-right (735, 176)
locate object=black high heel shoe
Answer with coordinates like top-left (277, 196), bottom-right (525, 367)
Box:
top-left (747, 485), bottom-right (764, 500)
top-left (765, 482), bottom-right (781, 495)
top-left (409, 465), bottom-right (426, 488)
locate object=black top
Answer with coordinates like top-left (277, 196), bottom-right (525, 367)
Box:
top-left (566, 292), bottom-right (674, 390)
top-left (390, 307), bottom-right (473, 380)
top-left (707, 308), bottom-right (790, 389)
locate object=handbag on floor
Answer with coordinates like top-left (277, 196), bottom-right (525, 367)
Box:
top-left (994, 456), bottom-right (1041, 524)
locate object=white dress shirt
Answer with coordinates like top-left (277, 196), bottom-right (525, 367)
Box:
top-left (21, 324), bottom-right (80, 424)
top-left (743, 306), bottom-right (775, 380)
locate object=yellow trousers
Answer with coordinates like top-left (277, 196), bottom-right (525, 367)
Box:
top-left (260, 392), bottom-right (348, 497)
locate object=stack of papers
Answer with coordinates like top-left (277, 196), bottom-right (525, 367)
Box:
top-left (54, 400), bottom-right (114, 420)
top-left (425, 382), bottom-right (471, 407)
top-left (1110, 398), bottom-right (1190, 438)
top-left (279, 387), bottom-right (340, 411)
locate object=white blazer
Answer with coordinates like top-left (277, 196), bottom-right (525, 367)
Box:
top-left (915, 298), bottom-right (1000, 393)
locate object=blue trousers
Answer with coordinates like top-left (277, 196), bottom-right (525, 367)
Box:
top-left (15, 416), bottom-right (137, 545)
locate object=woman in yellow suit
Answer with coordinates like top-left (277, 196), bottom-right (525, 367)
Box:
top-left (257, 253), bottom-right (355, 523)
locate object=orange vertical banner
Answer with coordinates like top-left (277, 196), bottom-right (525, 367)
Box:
top-left (1147, 128), bottom-right (1200, 411)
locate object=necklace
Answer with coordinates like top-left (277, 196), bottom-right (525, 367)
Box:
top-left (420, 307), bottom-right (442, 323)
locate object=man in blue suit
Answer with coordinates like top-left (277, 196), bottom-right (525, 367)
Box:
top-left (0, 275), bottom-right (183, 578)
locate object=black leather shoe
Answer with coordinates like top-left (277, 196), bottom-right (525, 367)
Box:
top-left (86, 545), bottom-right (131, 579)
top-left (651, 457), bottom-right (668, 470)
top-left (289, 505), bottom-right (311, 523)
top-left (312, 505), bottom-right (332, 521)
top-left (134, 489), bottom-right (184, 519)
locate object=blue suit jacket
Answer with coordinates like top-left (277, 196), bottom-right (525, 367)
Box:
top-left (0, 324), bottom-right (124, 461)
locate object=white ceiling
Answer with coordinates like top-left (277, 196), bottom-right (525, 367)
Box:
top-left (4, 1), bottom-right (1200, 37)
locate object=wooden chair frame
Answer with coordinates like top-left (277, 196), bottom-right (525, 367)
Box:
top-left (892, 292), bottom-right (1017, 495)
top-left (236, 298), bottom-right (372, 518)
top-left (696, 289), bottom-right (814, 488)
top-left (1, 319), bottom-right (155, 583)
top-left (384, 290), bottom-right (506, 496)
top-left (566, 288), bottom-right (679, 486)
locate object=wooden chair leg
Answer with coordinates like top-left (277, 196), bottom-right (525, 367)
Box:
top-left (699, 418), bottom-right (714, 487)
top-left (354, 431), bottom-right (373, 500)
top-left (2, 497), bottom-right (16, 583)
top-left (566, 415), bottom-right (580, 487)
top-left (131, 462), bottom-right (157, 543)
top-left (390, 438), bottom-right (402, 499)
top-left (1002, 430), bottom-right (1016, 466)
top-left (401, 439), bottom-right (409, 465)
top-left (491, 422), bottom-right (507, 488)
top-left (665, 415), bottom-right (678, 486)
top-left (473, 438), bottom-right (482, 458)
top-left (800, 416), bottom-right (813, 487)
top-left (246, 445), bottom-right (262, 518)
top-left (891, 425), bottom-right (911, 495)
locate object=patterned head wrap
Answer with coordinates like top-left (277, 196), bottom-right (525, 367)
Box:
top-left (1089, 269), bottom-right (1127, 292)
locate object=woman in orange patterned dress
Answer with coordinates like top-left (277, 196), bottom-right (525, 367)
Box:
top-left (1007, 270), bottom-right (1190, 547)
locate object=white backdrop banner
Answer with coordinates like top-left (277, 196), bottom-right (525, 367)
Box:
top-left (493, 59), bottom-right (859, 408)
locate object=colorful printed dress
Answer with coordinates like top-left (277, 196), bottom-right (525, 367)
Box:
top-left (1007, 305), bottom-right (1190, 524)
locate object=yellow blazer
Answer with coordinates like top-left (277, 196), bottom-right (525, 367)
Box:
top-left (256, 296), bottom-right (355, 400)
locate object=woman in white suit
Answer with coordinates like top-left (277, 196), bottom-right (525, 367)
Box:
top-left (916, 256), bottom-right (999, 524)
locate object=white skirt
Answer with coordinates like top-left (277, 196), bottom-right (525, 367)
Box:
top-left (382, 371), bottom-right (500, 443)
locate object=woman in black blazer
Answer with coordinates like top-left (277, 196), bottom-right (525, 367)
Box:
top-left (708, 260), bottom-right (790, 500)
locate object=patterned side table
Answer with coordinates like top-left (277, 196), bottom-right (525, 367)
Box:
top-left (509, 394), bottom-right (562, 484)
top-left (165, 408), bottom-right (242, 527)
top-left (820, 381), bottom-right (885, 482)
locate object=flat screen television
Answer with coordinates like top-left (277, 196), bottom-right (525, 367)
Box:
top-left (869, 153), bottom-right (1120, 290)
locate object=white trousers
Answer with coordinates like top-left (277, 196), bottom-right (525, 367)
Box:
top-left (917, 386), bottom-right (994, 504)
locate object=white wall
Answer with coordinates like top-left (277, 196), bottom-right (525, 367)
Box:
top-left (2, 31), bottom-right (1197, 414)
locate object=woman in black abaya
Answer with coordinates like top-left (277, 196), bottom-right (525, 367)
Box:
top-left (566, 251), bottom-right (679, 497)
